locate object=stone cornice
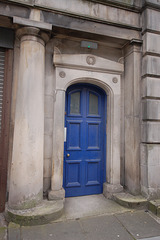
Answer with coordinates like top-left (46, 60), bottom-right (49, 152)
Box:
top-left (6, 0), bottom-right (142, 12)
top-left (53, 53), bottom-right (124, 74)
top-left (87, 0), bottom-right (141, 12)
top-left (13, 16), bottom-right (52, 31)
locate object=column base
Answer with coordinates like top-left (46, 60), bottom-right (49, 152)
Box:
top-left (5, 199), bottom-right (64, 226)
top-left (141, 185), bottom-right (160, 200)
top-left (48, 188), bottom-right (65, 201)
top-left (103, 183), bottom-right (123, 199)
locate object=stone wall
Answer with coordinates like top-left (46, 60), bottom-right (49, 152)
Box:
top-left (141, 1), bottom-right (160, 199)
top-left (0, 0), bottom-right (160, 208)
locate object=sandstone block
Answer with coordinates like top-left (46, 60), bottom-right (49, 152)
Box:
top-left (142, 122), bottom-right (160, 143)
top-left (142, 99), bottom-right (160, 120)
top-left (142, 77), bottom-right (160, 98)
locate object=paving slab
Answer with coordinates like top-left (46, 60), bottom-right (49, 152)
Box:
top-left (0, 213), bottom-right (7, 240)
top-left (21, 214), bottom-right (135, 240)
top-left (80, 214), bottom-right (134, 240)
top-left (63, 194), bottom-right (130, 220)
top-left (116, 211), bottom-right (160, 239)
top-left (21, 220), bottom-right (87, 240)
top-left (8, 222), bottom-right (20, 240)
top-left (139, 237), bottom-right (160, 240)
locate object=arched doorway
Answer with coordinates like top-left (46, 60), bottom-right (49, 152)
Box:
top-left (49, 52), bottom-right (123, 201)
top-left (63, 83), bottom-right (106, 197)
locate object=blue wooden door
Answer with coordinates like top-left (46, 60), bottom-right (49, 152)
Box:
top-left (63, 84), bottom-right (106, 197)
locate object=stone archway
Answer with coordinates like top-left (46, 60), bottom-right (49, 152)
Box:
top-left (48, 53), bottom-right (124, 200)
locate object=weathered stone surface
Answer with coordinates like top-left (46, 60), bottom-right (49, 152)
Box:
top-left (142, 55), bottom-right (160, 77)
top-left (143, 33), bottom-right (160, 55)
top-left (44, 95), bottom-right (54, 119)
top-left (148, 200), bottom-right (160, 216)
top-left (142, 122), bottom-right (160, 143)
top-left (141, 144), bottom-right (160, 199)
top-left (47, 12), bottom-right (140, 41)
top-left (0, 227), bottom-right (7, 240)
top-left (116, 211), bottom-right (160, 239)
top-left (44, 135), bottom-right (53, 159)
top-left (142, 8), bottom-right (160, 32)
top-left (103, 183), bottom-right (123, 199)
top-left (140, 165), bottom-right (148, 188)
top-left (8, 222), bottom-right (20, 240)
top-left (43, 158), bottom-right (52, 178)
top-left (0, 214), bottom-right (7, 240)
top-left (54, 53), bottom-right (124, 74)
top-left (43, 177), bottom-right (51, 194)
top-left (113, 192), bottom-right (147, 209)
top-left (141, 185), bottom-right (160, 200)
top-left (5, 200), bottom-right (64, 226)
top-left (142, 99), bottom-right (160, 120)
top-left (157, 207), bottom-right (160, 217)
top-left (13, 16), bottom-right (52, 30)
top-left (51, 89), bottom-right (65, 192)
top-left (35, 0), bottom-right (140, 28)
top-left (48, 188), bottom-right (65, 200)
top-left (0, 2), bottom-right (30, 19)
top-left (144, 0), bottom-right (160, 6)
top-left (44, 118), bottom-right (53, 135)
top-left (142, 77), bottom-right (160, 98)
top-left (8, 0), bottom-right (35, 6)
top-left (124, 43), bottom-right (141, 194)
top-left (141, 144), bottom-right (160, 167)
top-left (8, 27), bottom-right (45, 210)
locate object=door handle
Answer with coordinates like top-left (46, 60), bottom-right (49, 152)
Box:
top-left (67, 153), bottom-right (70, 157)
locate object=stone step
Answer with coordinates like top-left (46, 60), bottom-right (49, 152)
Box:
top-left (148, 199), bottom-right (160, 217)
top-left (5, 199), bottom-right (64, 226)
top-left (113, 192), bottom-right (148, 209)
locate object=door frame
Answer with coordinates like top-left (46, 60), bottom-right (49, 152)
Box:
top-left (50, 52), bottom-right (124, 199)
top-left (63, 83), bottom-right (107, 197)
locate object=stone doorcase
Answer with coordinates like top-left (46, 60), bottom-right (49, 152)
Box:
top-left (48, 50), bottom-right (124, 200)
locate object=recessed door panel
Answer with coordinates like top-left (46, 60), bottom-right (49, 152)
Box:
top-left (87, 121), bottom-right (101, 150)
top-left (67, 120), bottom-right (82, 150)
top-left (66, 160), bottom-right (82, 187)
top-left (64, 84), bottom-right (106, 197)
top-left (85, 159), bottom-right (101, 186)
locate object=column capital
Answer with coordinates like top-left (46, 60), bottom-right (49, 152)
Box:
top-left (16, 27), bottom-right (50, 45)
top-left (124, 39), bottom-right (142, 58)
top-left (129, 39), bottom-right (143, 46)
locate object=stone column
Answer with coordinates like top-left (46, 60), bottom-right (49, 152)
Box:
top-left (48, 89), bottom-right (65, 200)
top-left (103, 76), bottom-right (123, 198)
top-left (8, 27), bottom-right (47, 209)
top-left (124, 40), bottom-right (142, 195)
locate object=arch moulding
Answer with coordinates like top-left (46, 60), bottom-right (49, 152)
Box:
top-left (48, 52), bottom-right (124, 200)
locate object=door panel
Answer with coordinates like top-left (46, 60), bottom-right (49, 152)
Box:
top-left (87, 121), bottom-right (101, 150)
top-left (65, 160), bottom-right (82, 187)
top-left (85, 159), bottom-right (101, 186)
top-left (64, 84), bottom-right (106, 197)
top-left (67, 120), bottom-right (82, 150)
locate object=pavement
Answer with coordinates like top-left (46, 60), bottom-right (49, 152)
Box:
top-left (1, 194), bottom-right (160, 240)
